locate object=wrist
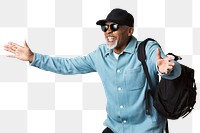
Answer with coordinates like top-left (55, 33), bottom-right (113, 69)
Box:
top-left (29, 52), bottom-right (34, 62)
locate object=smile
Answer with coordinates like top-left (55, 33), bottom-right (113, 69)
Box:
top-left (107, 36), bottom-right (116, 42)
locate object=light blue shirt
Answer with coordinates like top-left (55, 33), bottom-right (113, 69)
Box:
top-left (30, 36), bottom-right (181, 133)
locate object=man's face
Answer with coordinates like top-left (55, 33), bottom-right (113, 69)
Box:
top-left (103, 22), bottom-right (133, 50)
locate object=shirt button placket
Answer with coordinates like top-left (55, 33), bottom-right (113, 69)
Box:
top-left (117, 68), bottom-right (126, 125)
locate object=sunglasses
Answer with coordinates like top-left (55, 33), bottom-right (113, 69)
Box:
top-left (101, 23), bottom-right (119, 32)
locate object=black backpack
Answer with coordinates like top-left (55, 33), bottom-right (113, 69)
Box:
top-left (138, 38), bottom-right (197, 132)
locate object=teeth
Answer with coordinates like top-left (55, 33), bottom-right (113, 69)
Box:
top-left (107, 37), bottom-right (114, 42)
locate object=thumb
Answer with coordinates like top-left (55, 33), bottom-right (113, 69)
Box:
top-left (24, 40), bottom-right (29, 48)
top-left (156, 48), bottom-right (162, 60)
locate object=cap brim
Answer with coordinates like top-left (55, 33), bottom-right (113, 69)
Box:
top-left (96, 19), bottom-right (123, 26)
top-left (96, 20), bottom-right (107, 25)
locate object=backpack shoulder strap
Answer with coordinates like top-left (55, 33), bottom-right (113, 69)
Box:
top-left (138, 38), bottom-right (169, 133)
top-left (137, 38), bottom-right (156, 115)
top-left (138, 38), bottom-right (156, 62)
top-left (138, 38), bottom-right (155, 92)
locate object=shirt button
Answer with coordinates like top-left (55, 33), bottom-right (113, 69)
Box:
top-left (117, 69), bottom-right (121, 73)
top-left (120, 105), bottom-right (124, 109)
top-left (123, 120), bottom-right (127, 124)
top-left (118, 87), bottom-right (122, 91)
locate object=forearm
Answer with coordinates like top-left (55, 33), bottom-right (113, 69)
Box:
top-left (30, 53), bottom-right (96, 74)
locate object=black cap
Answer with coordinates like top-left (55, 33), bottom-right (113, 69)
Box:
top-left (96, 8), bottom-right (134, 27)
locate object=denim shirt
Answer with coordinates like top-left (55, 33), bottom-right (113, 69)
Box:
top-left (30, 36), bottom-right (181, 133)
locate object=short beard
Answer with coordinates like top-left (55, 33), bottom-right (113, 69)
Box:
top-left (106, 40), bottom-right (118, 49)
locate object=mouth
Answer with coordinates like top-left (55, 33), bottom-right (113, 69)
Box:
top-left (105, 36), bottom-right (118, 49)
top-left (106, 36), bottom-right (116, 42)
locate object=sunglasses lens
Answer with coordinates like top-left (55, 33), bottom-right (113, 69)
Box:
top-left (110, 24), bottom-right (119, 31)
top-left (101, 25), bottom-right (108, 32)
top-left (101, 24), bottom-right (119, 32)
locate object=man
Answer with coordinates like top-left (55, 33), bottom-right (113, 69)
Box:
top-left (4, 8), bottom-right (181, 133)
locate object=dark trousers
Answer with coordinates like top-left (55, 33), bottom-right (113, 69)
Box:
top-left (102, 127), bottom-right (114, 133)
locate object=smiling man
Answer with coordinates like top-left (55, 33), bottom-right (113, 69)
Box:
top-left (97, 9), bottom-right (134, 55)
top-left (4, 8), bottom-right (181, 133)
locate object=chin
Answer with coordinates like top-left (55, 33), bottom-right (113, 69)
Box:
top-left (106, 40), bottom-right (118, 49)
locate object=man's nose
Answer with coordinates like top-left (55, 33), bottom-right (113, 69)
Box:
top-left (106, 26), bottom-right (112, 34)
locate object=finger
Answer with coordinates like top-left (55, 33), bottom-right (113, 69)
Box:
top-left (156, 48), bottom-right (162, 60)
top-left (8, 42), bottom-right (13, 45)
top-left (4, 43), bottom-right (11, 49)
top-left (8, 42), bottom-right (24, 48)
top-left (6, 54), bottom-right (16, 58)
top-left (4, 43), bottom-right (13, 48)
top-left (3, 45), bottom-right (9, 50)
top-left (4, 42), bottom-right (21, 55)
top-left (8, 42), bottom-right (18, 48)
top-left (163, 70), bottom-right (168, 74)
top-left (166, 55), bottom-right (175, 61)
top-left (167, 66), bottom-right (174, 70)
top-left (4, 46), bottom-right (16, 53)
top-left (8, 44), bottom-right (17, 52)
top-left (164, 67), bottom-right (173, 74)
top-left (5, 42), bottom-right (16, 49)
top-left (168, 62), bottom-right (175, 67)
top-left (11, 45), bottom-right (18, 51)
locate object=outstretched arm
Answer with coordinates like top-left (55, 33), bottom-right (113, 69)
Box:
top-left (4, 41), bottom-right (96, 75)
top-left (4, 41), bottom-right (34, 62)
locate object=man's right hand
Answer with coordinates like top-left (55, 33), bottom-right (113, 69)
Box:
top-left (4, 41), bottom-right (34, 62)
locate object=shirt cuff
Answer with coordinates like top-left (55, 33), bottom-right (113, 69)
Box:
top-left (156, 66), bottom-right (166, 76)
top-left (29, 52), bottom-right (38, 66)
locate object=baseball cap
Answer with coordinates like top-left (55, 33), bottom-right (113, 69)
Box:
top-left (96, 8), bottom-right (134, 27)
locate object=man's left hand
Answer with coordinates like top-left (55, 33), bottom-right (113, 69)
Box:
top-left (156, 48), bottom-right (175, 74)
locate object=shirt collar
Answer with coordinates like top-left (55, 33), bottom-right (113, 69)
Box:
top-left (123, 36), bottom-right (138, 54)
top-left (104, 36), bottom-right (138, 57)
top-left (105, 48), bottom-right (113, 56)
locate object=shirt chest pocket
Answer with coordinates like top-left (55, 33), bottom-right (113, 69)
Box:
top-left (124, 66), bottom-right (146, 91)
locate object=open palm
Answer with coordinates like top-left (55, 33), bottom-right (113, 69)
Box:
top-left (4, 41), bottom-right (34, 62)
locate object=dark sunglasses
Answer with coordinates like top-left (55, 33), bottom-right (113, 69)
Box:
top-left (101, 23), bottom-right (119, 32)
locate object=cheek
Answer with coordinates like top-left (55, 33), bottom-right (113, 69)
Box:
top-left (104, 33), bottom-right (107, 38)
top-left (114, 32), bottom-right (121, 40)
top-left (116, 35), bottom-right (120, 41)
top-left (117, 32), bottom-right (126, 42)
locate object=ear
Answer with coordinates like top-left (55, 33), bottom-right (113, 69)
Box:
top-left (128, 27), bottom-right (134, 36)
